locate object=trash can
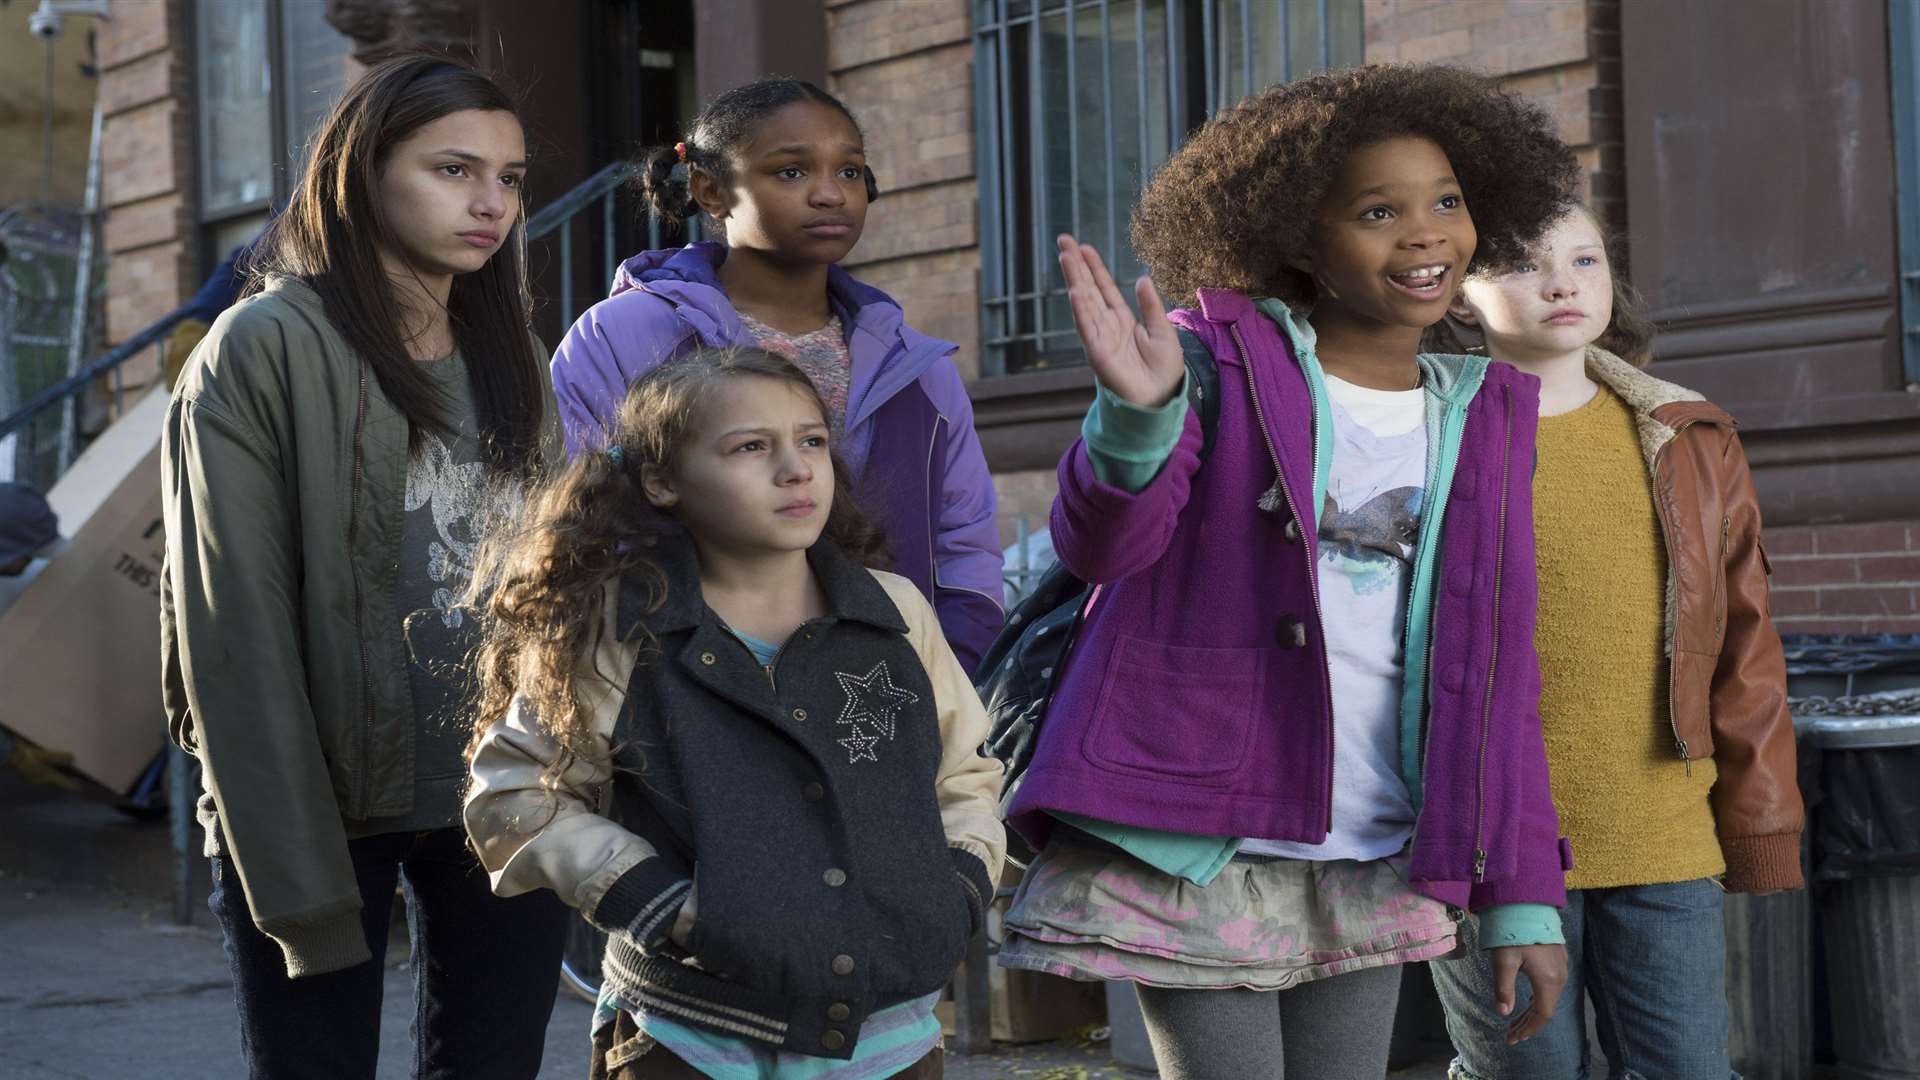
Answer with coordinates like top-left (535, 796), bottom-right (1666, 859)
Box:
top-left (1724, 720), bottom-right (1819, 1080)
top-left (1805, 696), bottom-right (1920, 1080)
top-left (1725, 856), bottom-right (1815, 1079)
top-left (1722, 634), bottom-right (1920, 1079)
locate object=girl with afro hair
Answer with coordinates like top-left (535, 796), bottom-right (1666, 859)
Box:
top-left (997, 64), bottom-right (1582, 1077)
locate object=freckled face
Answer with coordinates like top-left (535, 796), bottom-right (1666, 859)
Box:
top-left (374, 108), bottom-right (527, 279)
top-left (1456, 209), bottom-right (1614, 363)
top-left (1305, 135), bottom-right (1478, 329)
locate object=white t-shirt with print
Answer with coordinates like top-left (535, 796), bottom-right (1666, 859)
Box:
top-left (1242, 374), bottom-right (1426, 862)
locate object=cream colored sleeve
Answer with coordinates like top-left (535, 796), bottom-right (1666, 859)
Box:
top-left (463, 585), bottom-right (679, 923)
top-left (874, 572), bottom-right (1008, 881)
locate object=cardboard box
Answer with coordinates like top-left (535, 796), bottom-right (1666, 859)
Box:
top-left (0, 387), bottom-right (167, 791)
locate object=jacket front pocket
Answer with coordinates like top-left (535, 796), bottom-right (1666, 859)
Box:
top-left (1083, 636), bottom-right (1265, 782)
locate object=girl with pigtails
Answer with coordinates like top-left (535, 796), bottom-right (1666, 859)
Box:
top-left (549, 79), bottom-right (1005, 674)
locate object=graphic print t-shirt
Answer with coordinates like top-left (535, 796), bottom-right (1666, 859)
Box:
top-left (1241, 374), bottom-right (1427, 862)
top-left (348, 351), bottom-right (488, 837)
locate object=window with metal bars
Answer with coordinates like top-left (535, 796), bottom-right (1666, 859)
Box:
top-left (972, 0), bottom-right (1362, 375)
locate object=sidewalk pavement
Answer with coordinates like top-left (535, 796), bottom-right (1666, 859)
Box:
top-left (0, 867), bottom-right (1450, 1080)
top-left (0, 771), bottom-right (1449, 1079)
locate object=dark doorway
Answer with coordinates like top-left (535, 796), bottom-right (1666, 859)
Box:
top-left (586, 0), bottom-right (698, 271)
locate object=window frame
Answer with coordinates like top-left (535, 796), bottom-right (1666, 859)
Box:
top-left (190, 0), bottom-right (351, 274)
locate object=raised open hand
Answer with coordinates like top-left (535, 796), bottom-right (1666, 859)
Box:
top-left (1057, 234), bottom-right (1186, 408)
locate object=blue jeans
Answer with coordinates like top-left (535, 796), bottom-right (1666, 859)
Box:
top-left (1430, 879), bottom-right (1738, 1080)
top-left (208, 826), bottom-right (569, 1080)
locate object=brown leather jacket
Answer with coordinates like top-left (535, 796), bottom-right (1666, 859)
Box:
top-left (1591, 349), bottom-right (1804, 892)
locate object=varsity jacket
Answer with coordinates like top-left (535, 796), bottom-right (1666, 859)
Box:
top-left (465, 534), bottom-right (1006, 1060)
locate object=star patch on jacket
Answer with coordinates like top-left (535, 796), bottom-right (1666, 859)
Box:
top-left (834, 662), bottom-right (920, 763)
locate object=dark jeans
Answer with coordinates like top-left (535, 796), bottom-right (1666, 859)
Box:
top-left (209, 826), bottom-right (570, 1080)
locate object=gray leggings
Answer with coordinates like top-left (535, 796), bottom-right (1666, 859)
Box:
top-left (1134, 964), bottom-right (1404, 1080)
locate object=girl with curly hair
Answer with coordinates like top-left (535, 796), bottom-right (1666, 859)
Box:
top-left (996, 64), bottom-right (1581, 1077)
top-left (462, 347), bottom-right (1005, 1079)
top-left (1426, 206), bottom-right (1802, 1079)
top-left (548, 79), bottom-right (1005, 676)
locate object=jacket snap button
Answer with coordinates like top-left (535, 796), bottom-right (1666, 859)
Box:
top-left (700, 651), bottom-right (716, 665)
top-left (1283, 518), bottom-right (1301, 543)
top-left (802, 782), bottom-right (825, 802)
top-left (1276, 617), bottom-right (1306, 649)
top-left (831, 954), bottom-right (856, 976)
top-left (792, 707), bottom-right (808, 722)
top-left (827, 1002), bottom-right (851, 1023)
top-left (823, 868), bottom-right (847, 887)
top-left (821, 1030), bottom-right (846, 1050)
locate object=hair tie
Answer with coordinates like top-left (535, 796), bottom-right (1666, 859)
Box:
top-left (606, 445), bottom-right (625, 466)
top-left (674, 142), bottom-right (689, 162)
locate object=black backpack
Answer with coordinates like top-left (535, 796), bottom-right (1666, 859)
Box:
top-left (977, 330), bottom-right (1224, 865)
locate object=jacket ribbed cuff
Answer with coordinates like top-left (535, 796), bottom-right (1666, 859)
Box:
top-left (590, 859), bottom-right (693, 951)
top-left (1721, 832), bottom-right (1805, 893)
top-left (272, 911), bottom-right (373, 979)
top-left (950, 846), bottom-right (994, 936)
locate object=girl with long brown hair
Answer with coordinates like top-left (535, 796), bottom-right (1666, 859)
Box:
top-left (463, 347), bottom-right (1005, 1079)
top-left (161, 55), bottom-right (565, 1078)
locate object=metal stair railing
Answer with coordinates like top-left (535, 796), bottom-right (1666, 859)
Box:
top-left (0, 304), bottom-right (191, 479)
top-left (526, 160), bottom-right (630, 331)
top-left (527, 159), bottom-right (702, 332)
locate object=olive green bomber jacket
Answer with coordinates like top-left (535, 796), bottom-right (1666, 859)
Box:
top-left (160, 274), bottom-right (557, 977)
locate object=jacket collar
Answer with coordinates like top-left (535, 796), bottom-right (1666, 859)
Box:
top-left (605, 243), bottom-right (956, 429)
top-left (616, 529), bottom-right (909, 640)
top-left (606, 241), bottom-right (943, 354)
top-left (1584, 346), bottom-right (1731, 473)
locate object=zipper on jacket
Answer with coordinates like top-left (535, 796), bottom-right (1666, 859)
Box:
top-left (720, 620), bottom-right (815, 693)
top-left (1649, 417), bottom-right (1706, 774)
top-left (1470, 385), bottom-right (1513, 882)
top-left (1669, 514), bottom-right (1732, 778)
top-left (1714, 515), bottom-right (1730, 638)
top-left (1229, 322), bottom-right (1335, 833)
top-left (347, 365), bottom-right (375, 815)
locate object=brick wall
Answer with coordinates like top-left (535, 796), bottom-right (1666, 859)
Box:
top-left (96, 0), bottom-right (193, 393)
top-left (1763, 521), bottom-right (1920, 637)
top-left (826, 0), bottom-right (981, 376)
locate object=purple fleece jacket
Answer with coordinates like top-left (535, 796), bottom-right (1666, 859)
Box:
top-left (547, 243), bottom-right (1004, 671)
top-left (1008, 287), bottom-right (1569, 913)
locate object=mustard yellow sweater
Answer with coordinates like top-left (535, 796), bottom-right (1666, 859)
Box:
top-left (1534, 383), bottom-right (1723, 890)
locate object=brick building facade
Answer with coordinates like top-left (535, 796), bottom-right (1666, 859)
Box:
top-left (96, 0), bottom-right (193, 391)
top-left (79, 0), bottom-right (1920, 635)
